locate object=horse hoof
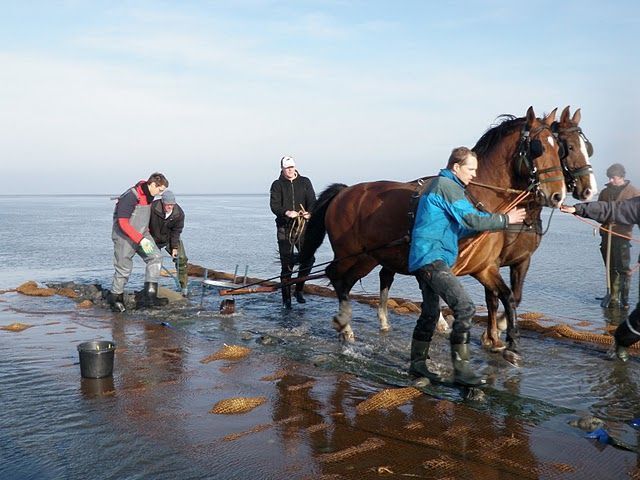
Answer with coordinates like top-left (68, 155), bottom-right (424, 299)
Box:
top-left (339, 331), bottom-right (355, 343)
top-left (379, 323), bottom-right (391, 332)
top-left (490, 344), bottom-right (506, 354)
top-left (503, 349), bottom-right (522, 367)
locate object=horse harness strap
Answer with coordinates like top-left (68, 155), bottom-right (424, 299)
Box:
top-left (515, 124), bottom-right (564, 190)
top-left (551, 123), bottom-right (594, 191)
top-left (407, 176), bottom-right (434, 239)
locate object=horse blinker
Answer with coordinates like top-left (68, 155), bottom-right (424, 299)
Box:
top-left (529, 138), bottom-right (544, 159)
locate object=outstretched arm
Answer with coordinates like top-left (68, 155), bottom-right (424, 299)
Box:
top-left (562, 197), bottom-right (640, 226)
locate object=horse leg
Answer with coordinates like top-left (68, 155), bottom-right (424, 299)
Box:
top-left (474, 268), bottom-right (521, 366)
top-left (509, 259), bottom-right (531, 311)
top-left (481, 287), bottom-right (505, 352)
top-left (495, 282), bottom-right (521, 367)
top-left (378, 267), bottom-right (395, 331)
top-left (327, 256), bottom-right (377, 343)
top-left (332, 276), bottom-right (355, 343)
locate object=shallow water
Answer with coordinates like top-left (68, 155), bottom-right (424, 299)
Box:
top-left (2, 195), bottom-right (640, 477)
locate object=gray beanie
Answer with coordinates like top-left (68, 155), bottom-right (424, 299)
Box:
top-left (606, 163), bottom-right (625, 178)
top-left (162, 190), bottom-right (176, 204)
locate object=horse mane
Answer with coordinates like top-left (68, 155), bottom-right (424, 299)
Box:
top-left (472, 111), bottom-right (554, 158)
top-left (472, 114), bottom-right (522, 157)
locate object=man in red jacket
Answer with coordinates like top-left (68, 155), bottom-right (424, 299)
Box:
top-left (108, 172), bottom-right (169, 312)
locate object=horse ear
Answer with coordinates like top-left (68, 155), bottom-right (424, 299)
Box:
top-left (560, 106), bottom-right (570, 123)
top-left (545, 108), bottom-right (557, 125)
top-left (572, 108), bottom-right (582, 125)
top-left (526, 106), bottom-right (536, 126)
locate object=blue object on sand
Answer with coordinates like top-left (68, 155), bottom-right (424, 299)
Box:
top-left (585, 428), bottom-right (610, 444)
top-left (630, 418), bottom-right (640, 429)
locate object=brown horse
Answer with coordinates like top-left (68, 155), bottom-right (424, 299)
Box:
top-left (375, 106), bottom-right (596, 354)
top-left (376, 107), bottom-right (595, 348)
top-left (478, 106), bottom-right (596, 347)
top-left (300, 107), bottom-right (566, 366)
top-left (556, 106), bottom-right (596, 201)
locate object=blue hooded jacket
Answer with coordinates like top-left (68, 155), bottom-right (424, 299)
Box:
top-left (408, 169), bottom-right (508, 272)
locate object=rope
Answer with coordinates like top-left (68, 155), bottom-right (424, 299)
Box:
top-left (569, 214), bottom-right (640, 244)
top-left (568, 215), bottom-right (640, 274)
top-left (469, 180), bottom-right (527, 195)
top-left (453, 189), bottom-right (531, 274)
top-left (288, 209), bottom-right (308, 248)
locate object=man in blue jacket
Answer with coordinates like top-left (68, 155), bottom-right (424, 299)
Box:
top-left (561, 196), bottom-right (640, 361)
top-left (409, 147), bottom-right (526, 386)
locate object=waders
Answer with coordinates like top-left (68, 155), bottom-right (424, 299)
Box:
top-left (601, 228), bottom-right (613, 308)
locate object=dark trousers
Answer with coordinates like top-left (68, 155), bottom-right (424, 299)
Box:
top-left (277, 226), bottom-right (315, 295)
top-left (600, 236), bottom-right (631, 277)
top-left (413, 260), bottom-right (476, 344)
top-left (164, 241), bottom-right (188, 290)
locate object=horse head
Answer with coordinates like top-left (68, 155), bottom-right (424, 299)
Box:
top-left (515, 106), bottom-right (566, 208)
top-left (473, 107), bottom-right (566, 209)
top-left (552, 106), bottom-right (596, 201)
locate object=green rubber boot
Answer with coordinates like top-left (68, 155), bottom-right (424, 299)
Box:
top-left (451, 343), bottom-right (486, 387)
top-left (408, 339), bottom-right (442, 382)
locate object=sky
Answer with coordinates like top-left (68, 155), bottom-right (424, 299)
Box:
top-left (1, 0), bottom-right (639, 195)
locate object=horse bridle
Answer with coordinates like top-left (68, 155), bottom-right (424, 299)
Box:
top-left (550, 122), bottom-right (594, 192)
top-left (514, 123), bottom-right (565, 197)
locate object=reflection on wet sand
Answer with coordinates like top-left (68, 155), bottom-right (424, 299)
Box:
top-left (2, 288), bottom-right (640, 479)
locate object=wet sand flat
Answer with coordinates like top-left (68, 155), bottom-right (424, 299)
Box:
top-left (1, 290), bottom-right (639, 479)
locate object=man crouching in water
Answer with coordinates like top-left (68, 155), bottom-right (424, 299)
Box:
top-left (108, 172), bottom-right (170, 312)
top-left (408, 147), bottom-right (526, 386)
top-left (561, 196), bottom-right (640, 361)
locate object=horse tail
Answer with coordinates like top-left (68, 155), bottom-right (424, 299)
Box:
top-left (300, 183), bottom-right (348, 265)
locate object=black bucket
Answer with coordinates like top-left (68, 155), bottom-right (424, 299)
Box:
top-left (77, 340), bottom-right (116, 378)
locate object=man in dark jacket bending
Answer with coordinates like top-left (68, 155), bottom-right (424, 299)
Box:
top-left (149, 190), bottom-right (189, 295)
top-left (561, 197), bottom-right (640, 361)
top-left (269, 156), bottom-right (316, 308)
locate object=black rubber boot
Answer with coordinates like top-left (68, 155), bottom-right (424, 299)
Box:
top-left (609, 274), bottom-right (621, 308)
top-left (614, 342), bottom-right (630, 362)
top-left (408, 339), bottom-right (442, 382)
top-left (282, 285), bottom-right (292, 309)
top-left (613, 311), bottom-right (640, 362)
top-left (294, 288), bottom-right (306, 304)
top-left (108, 291), bottom-right (126, 313)
top-left (138, 282), bottom-right (169, 309)
top-left (620, 275), bottom-right (630, 310)
top-left (450, 338), bottom-right (486, 387)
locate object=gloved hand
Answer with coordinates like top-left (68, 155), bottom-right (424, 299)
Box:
top-left (139, 238), bottom-right (155, 255)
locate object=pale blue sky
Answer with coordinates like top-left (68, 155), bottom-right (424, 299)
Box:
top-left (1, 1), bottom-right (638, 194)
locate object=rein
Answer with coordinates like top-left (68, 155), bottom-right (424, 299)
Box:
top-left (221, 234), bottom-right (410, 294)
top-left (469, 180), bottom-right (527, 195)
top-left (453, 187), bottom-right (531, 274)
